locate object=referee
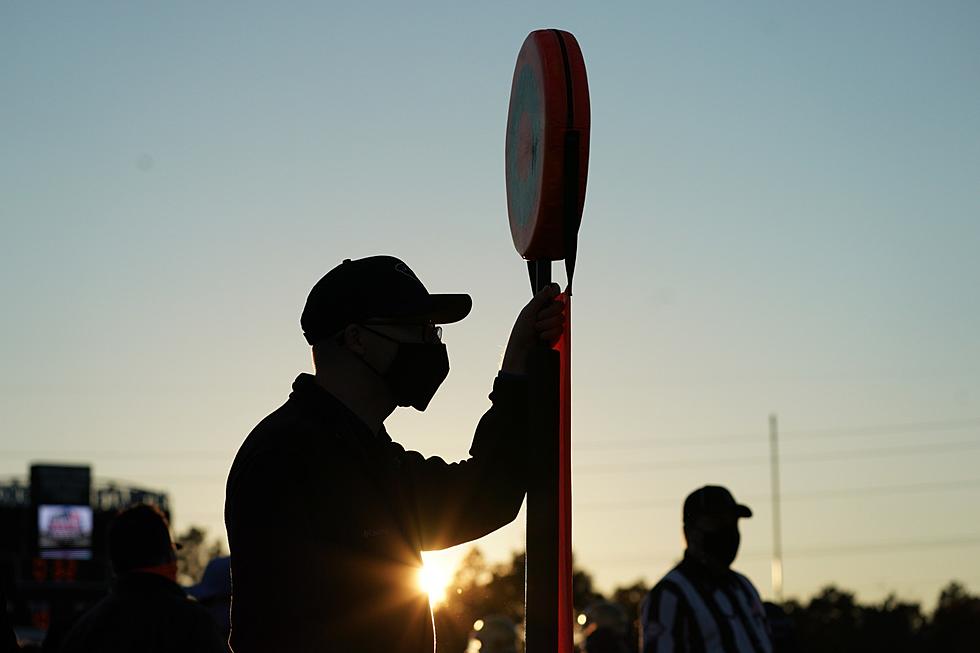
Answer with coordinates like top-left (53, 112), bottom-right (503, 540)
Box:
top-left (639, 486), bottom-right (773, 653)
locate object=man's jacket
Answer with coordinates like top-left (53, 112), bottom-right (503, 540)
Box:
top-left (59, 572), bottom-right (227, 653)
top-left (639, 554), bottom-right (772, 653)
top-left (0, 585), bottom-right (18, 653)
top-left (224, 373), bottom-right (529, 653)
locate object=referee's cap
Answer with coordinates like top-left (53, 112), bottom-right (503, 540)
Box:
top-left (683, 485), bottom-right (752, 524)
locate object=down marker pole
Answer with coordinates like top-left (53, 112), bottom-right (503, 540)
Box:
top-left (504, 29), bottom-right (590, 653)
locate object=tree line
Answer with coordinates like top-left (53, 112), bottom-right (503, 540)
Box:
top-left (433, 547), bottom-right (980, 653)
top-left (175, 528), bottom-right (980, 652)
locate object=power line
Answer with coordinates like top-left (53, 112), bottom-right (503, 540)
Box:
top-left (0, 450), bottom-right (231, 461)
top-left (784, 535), bottom-right (980, 558)
top-left (575, 439), bottom-right (980, 475)
top-left (4, 419), bottom-right (980, 461)
top-left (784, 417), bottom-right (980, 438)
top-left (867, 575), bottom-right (980, 589)
top-left (577, 478), bottom-right (980, 512)
top-left (590, 533), bottom-right (980, 568)
top-left (5, 439), bottom-right (978, 484)
top-left (4, 423), bottom-right (979, 484)
top-left (575, 417), bottom-right (980, 451)
top-left (83, 441), bottom-right (980, 484)
top-left (3, 416), bottom-right (979, 464)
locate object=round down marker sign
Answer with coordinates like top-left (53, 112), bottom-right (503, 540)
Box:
top-left (506, 29), bottom-right (590, 262)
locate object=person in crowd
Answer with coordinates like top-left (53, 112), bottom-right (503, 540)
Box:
top-left (639, 486), bottom-right (772, 653)
top-left (465, 615), bottom-right (519, 653)
top-left (580, 601), bottom-right (631, 653)
top-left (1, 583), bottom-right (18, 652)
top-left (187, 556), bottom-right (232, 648)
top-left (225, 255), bottom-right (563, 653)
top-left (59, 504), bottom-right (226, 653)
top-left (762, 602), bottom-right (795, 653)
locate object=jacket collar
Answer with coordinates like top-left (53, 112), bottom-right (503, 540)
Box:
top-left (113, 571), bottom-right (187, 598)
top-left (291, 374), bottom-right (375, 433)
top-left (680, 550), bottom-right (737, 583)
top-left (290, 373), bottom-right (394, 448)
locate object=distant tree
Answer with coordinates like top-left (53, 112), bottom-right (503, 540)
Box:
top-left (175, 525), bottom-right (226, 586)
top-left (858, 594), bottom-right (924, 653)
top-left (572, 565), bottom-right (604, 612)
top-left (435, 549), bottom-right (607, 653)
top-left (924, 582), bottom-right (980, 653)
top-left (435, 548), bottom-right (525, 653)
top-left (782, 586), bottom-right (933, 653)
top-left (609, 581), bottom-right (648, 653)
top-left (435, 552), bottom-right (980, 653)
top-left (789, 585), bottom-right (863, 652)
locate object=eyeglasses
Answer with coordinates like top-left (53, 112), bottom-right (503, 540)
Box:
top-left (362, 322), bottom-right (443, 344)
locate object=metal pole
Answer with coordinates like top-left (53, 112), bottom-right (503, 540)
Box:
top-left (525, 259), bottom-right (559, 653)
top-left (769, 413), bottom-right (784, 601)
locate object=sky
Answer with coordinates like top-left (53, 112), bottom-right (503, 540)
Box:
top-left (2, 1), bottom-right (979, 610)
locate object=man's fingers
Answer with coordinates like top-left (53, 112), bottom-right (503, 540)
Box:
top-left (535, 315), bottom-right (565, 331)
top-left (539, 328), bottom-right (563, 343)
top-left (537, 301), bottom-right (565, 319)
top-left (528, 283), bottom-right (562, 311)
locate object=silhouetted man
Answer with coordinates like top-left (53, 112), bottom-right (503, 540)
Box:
top-left (186, 556), bottom-right (232, 648)
top-left (1, 583), bottom-right (18, 652)
top-left (225, 256), bottom-right (563, 653)
top-left (639, 486), bottom-right (772, 653)
top-left (466, 614), bottom-right (519, 653)
top-left (60, 504), bottom-right (226, 653)
top-left (581, 601), bottom-right (631, 653)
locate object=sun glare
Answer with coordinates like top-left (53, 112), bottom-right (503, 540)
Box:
top-left (419, 551), bottom-right (454, 606)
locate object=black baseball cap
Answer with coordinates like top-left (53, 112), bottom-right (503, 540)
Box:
top-left (301, 256), bottom-right (472, 345)
top-left (683, 485), bottom-right (752, 524)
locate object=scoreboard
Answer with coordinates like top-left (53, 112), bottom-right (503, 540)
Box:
top-left (0, 464), bottom-right (172, 643)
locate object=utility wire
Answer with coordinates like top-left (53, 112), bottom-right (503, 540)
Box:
top-left (590, 534), bottom-right (980, 568)
top-left (5, 438), bottom-right (977, 484)
top-left (575, 439), bottom-right (980, 475)
top-left (67, 439), bottom-right (980, 485)
top-left (5, 423), bottom-right (980, 484)
top-left (4, 419), bottom-right (980, 460)
top-left (577, 478), bottom-right (980, 512)
top-left (0, 450), bottom-right (231, 461)
top-left (576, 417), bottom-right (980, 451)
top-left (144, 479), bottom-right (980, 522)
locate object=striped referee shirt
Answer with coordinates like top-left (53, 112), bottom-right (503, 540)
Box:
top-left (639, 555), bottom-right (772, 653)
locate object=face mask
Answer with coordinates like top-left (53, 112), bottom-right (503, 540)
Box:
top-left (361, 327), bottom-right (450, 411)
top-left (701, 526), bottom-right (740, 567)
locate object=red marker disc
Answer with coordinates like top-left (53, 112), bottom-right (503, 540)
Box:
top-left (505, 30), bottom-right (590, 261)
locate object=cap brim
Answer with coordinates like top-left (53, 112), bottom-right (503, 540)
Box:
top-left (383, 293), bottom-right (472, 325)
top-left (426, 294), bottom-right (472, 324)
top-left (736, 504), bottom-right (753, 519)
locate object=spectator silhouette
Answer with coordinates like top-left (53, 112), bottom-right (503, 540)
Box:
top-left (1, 583), bottom-right (18, 652)
top-left (581, 601), bottom-right (630, 653)
top-left (225, 256), bottom-right (563, 653)
top-left (187, 556), bottom-right (231, 648)
top-left (639, 486), bottom-right (772, 652)
top-left (763, 602), bottom-right (796, 652)
top-left (59, 504), bottom-right (225, 653)
top-left (465, 615), bottom-right (519, 653)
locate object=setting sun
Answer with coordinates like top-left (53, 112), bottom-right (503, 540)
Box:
top-left (419, 552), bottom-right (454, 606)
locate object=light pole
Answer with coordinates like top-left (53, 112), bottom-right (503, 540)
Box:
top-left (769, 413), bottom-right (784, 601)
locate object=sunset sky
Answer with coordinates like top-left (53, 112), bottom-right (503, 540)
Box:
top-left (2, 2), bottom-right (979, 609)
